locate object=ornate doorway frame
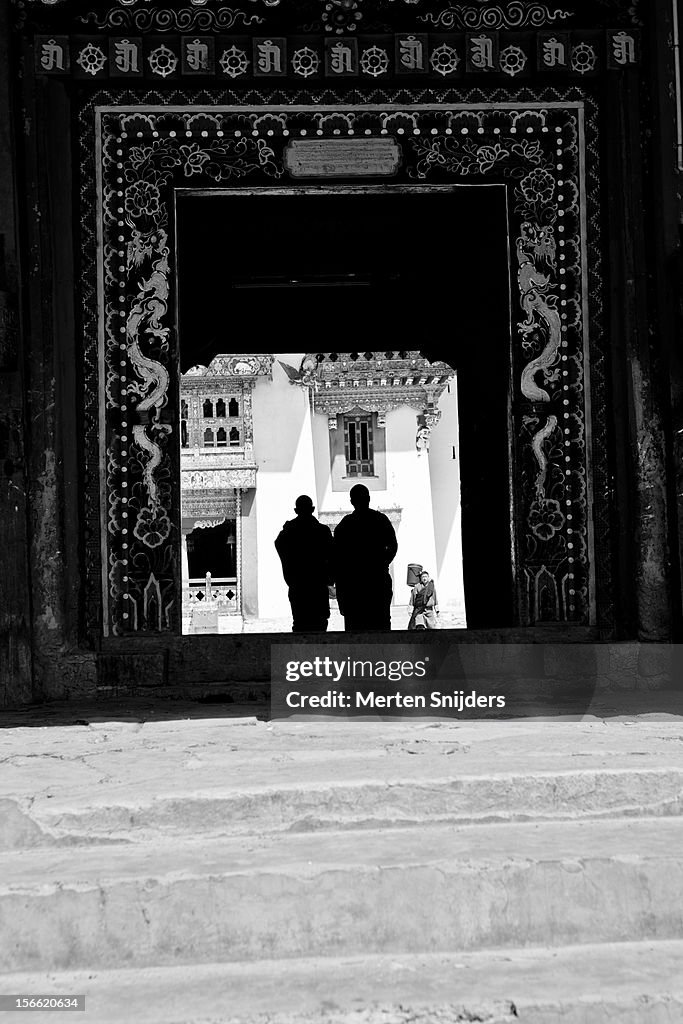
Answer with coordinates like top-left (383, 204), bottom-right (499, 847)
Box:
top-left (79, 90), bottom-right (608, 641)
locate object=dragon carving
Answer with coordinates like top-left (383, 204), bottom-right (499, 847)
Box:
top-left (126, 230), bottom-right (171, 510)
top-left (517, 221), bottom-right (563, 500)
top-left (517, 220), bottom-right (561, 403)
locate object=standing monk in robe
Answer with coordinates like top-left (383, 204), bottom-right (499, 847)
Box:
top-left (333, 484), bottom-right (398, 632)
top-left (275, 495), bottom-right (334, 633)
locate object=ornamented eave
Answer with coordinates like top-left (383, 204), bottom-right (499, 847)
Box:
top-left (298, 351), bottom-right (456, 415)
top-left (312, 385), bottom-right (450, 416)
top-left (311, 350), bottom-right (455, 375)
top-left (182, 353), bottom-right (273, 382)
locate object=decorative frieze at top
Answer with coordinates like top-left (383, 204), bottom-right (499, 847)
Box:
top-left (34, 27), bottom-right (640, 78)
top-left (17, 0), bottom-right (643, 35)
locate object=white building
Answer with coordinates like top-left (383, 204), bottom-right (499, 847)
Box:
top-left (180, 352), bottom-right (466, 633)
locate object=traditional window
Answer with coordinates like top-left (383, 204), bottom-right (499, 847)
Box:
top-left (181, 400), bottom-right (188, 419)
top-left (216, 427), bottom-right (227, 447)
top-left (215, 399), bottom-right (226, 417)
top-left (228, 398), bottom-right (239, 417)
top-left (203, 428), bottom-right (214, 447)
top-left (229, 426), bottom-right (240, 446)
top-left (202, 399), bottom-right (213, 418)
top-left (343, 414), bottom-right (374, 476)
top-left (181, 420), bottom-right (188, 448)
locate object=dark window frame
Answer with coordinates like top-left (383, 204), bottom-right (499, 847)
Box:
top-left (343, 413), bottom-right (375, 476)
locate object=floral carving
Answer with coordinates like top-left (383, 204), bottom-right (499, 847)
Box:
top-left (529, 498), bottom-right (565, 541)
top-left (323, 0), bottom-right (363, 33)
top-left (520, 167), bottom-right (556, 205)
top-left (125, 180), bottom-right (161, 219)
top-left (133, 507), bottom-right (172, 548)
top-left (179, 143), bottom-right (211, 176)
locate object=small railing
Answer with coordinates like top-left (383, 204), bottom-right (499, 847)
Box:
top-left (184, 574), bottom-right (239, 614)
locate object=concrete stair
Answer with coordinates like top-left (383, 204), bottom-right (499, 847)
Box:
top-left (2, 766), bottom-right (682, 847)
top-left (1, 715), bottom-right (683, 1021)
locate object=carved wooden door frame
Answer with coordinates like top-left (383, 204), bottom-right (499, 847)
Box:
top-left (78, 89), bottom-right (608, 639)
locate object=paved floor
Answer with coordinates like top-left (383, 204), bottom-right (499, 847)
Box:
top-left (191, 603), bottom-right (467, 634)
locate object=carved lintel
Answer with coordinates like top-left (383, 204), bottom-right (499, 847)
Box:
top-left (319, 506), bottom-right (402, 531)
top-left (314, 389), bottom-right (434, 417)
top-left (183, 467), bottom-right (257, 489)
top-left (181, 490), bottom-right (240, 520)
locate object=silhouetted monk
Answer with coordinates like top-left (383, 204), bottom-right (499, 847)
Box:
top-left (275, 495), bottom-right (334, 632)
top-left (334, 484), bottom-right (398, 631)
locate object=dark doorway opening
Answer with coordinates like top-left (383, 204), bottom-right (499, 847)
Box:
top-left (176, 187), bottom-right (513, 628)
top-left (186, 521), bottom-right (237, 581)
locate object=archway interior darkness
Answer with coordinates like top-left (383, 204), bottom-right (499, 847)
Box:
top-left (177, 188), bottom-right (513, 627)
top-left (187, 522), bottom-right (237, 580)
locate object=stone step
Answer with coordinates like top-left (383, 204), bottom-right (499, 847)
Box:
top-left (0, 941), bottom-right (681, 1023)
top-left (2, 818), bottom-right (683, 972)
top-left (3, 766), bottom-right (683, 849)
top-left (3, 717), bottom-right (682, 849)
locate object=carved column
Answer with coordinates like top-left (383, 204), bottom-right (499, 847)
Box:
top-left (235, 488), bottom-right (243, 614)
top-left (606, 67), bottom-right (672, 639)
top-left (181, 533), bottom-right (189, 588)
top-left (0, 6), bottom-right (34, 702)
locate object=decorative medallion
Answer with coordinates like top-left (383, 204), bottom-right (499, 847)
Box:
top-left (76, 40), bottom-right (107, 74)
top-left (429, 41), bottom-right (460, 76)
top-left (219, 43), bottom-right (249, 76)
top-left (570, 40), bottom-right (597, 73)
top-left (147, 42), bottom-right (179, 75)
top-left (292, 44), bottom-right (320, 76)
top-left (499, 42), bottom-right (528, 75)
top-left (322, 0), bottom-right (363, 34)
top-left (359, 43), bottom-right (389, 76)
